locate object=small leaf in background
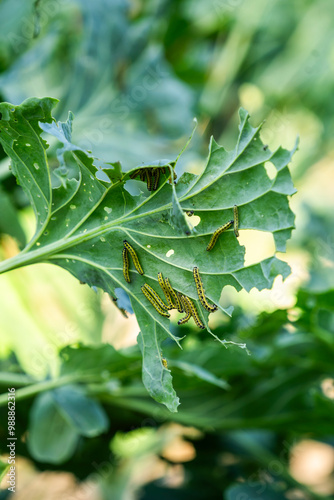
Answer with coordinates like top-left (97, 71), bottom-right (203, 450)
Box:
top-left (52, 384), bottom-right (109, 437)
top-left (170, 359), bottom-right (230, 390)
top-left (28, 385), bottom-right (109, 463)
top-left (27, 391), bottom-right (79, 464)
top-left (59, 344), bottom-right (127, 377)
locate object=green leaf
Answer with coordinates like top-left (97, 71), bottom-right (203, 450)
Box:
top-left (59, 344), bottom-right (126, 377)
top-left (27, 391), bottom-right (79, 464)
top-left (170, 359), bottom-right (230, 390)
top-left (27, 385), bottom-right (109, 463)
top-left (0, 98), bottom-right (297, 411)
top-left (0, 97), bottom-right (57, 247)
top-left (137, 326), bottom-right (180, 413)
top-left (52, 384), bottom-right (109, 437)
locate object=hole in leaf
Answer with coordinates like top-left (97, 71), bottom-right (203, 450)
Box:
top-left (166, 249), bottom-right (174, 258)
top-left (190, 215), bottom-right (201, 227)
top-left (264, 161), bottom-right (276, 180)
top-left (238, 230), bottom-right (275, 266)
top-left (104, 207), bottom-right (112, 214)
top-left (124, 179), bottom-right (142, 196)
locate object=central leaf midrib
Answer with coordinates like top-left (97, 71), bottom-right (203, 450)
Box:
top-left (7, 170), bottom-right (283, 271)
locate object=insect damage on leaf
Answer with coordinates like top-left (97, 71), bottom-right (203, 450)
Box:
top-left (0, 98), bottom-right (297, 412)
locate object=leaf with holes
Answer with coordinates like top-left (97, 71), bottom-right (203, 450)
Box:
top-left (0, 97), bottom-right (297, 412)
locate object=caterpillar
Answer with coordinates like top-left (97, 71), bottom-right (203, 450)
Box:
top-left (158, 272), bottom-right (174, 310)
top-left (123, 240), bottom-right (144, 275)
top-left (142, 283), bottom-right (169, 311)
top-left (152, 168), bottom-right (161, 191)
top-left (131, 166), bottom-right (167, 192)
top-left (165, 278), bottom-right (183, 312)
top-left (129, 169), bottom-right (139, 179)
top-left (130, 168), bottom-right (146, 182)
top-left (193, 267), bottom-right (218, 313)
top-left (233, 205), bottom-right (239, 237)
top-left (206, 219), bottom-right (234, 251)
top-left (139, 169), bottom-right (147, 182)
top-left (141, 285), bottom-right (170, 318)
top-left (144, 169), bottom-right (153, 191)
top-left (178, 295), bottom-right (192, 325)
top-left (122, 247), bottom-right (130, 283)
top-left (181, 295), bottom-right (205, 329)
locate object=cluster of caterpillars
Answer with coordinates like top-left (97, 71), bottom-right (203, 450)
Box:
top-left (130, 166), bottom-right (167, 191)
top-left (122, 240), bottom-right (216, 329)
top-left (141, 270), bottom-right (218, 329)
top-left (121, 205), bottom-right (240, 329)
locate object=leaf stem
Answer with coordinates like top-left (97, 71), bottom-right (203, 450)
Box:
top-left (0, 203), bottom-right (174, 275)
top-left (0, 372), bottom-right (35, 386)
top-left (0, 373), bottom-right (93, 406)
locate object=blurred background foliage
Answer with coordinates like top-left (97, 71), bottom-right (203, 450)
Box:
top-left (0, 0), bottom-right (334, 499)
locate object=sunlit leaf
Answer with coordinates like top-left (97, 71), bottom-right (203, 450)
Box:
top-left (0, 98), bottom-right (297, 411)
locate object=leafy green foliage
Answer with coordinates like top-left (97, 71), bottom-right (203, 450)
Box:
top-left (0, 283), bottom-right (333, 498)
top-left (0, 97), bottom-right (296, 410)
top-left (28, 385), bottom-right (109, 463)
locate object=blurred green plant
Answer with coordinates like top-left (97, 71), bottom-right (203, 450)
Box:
top-left (0, 283), bottom-right (333, 499)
